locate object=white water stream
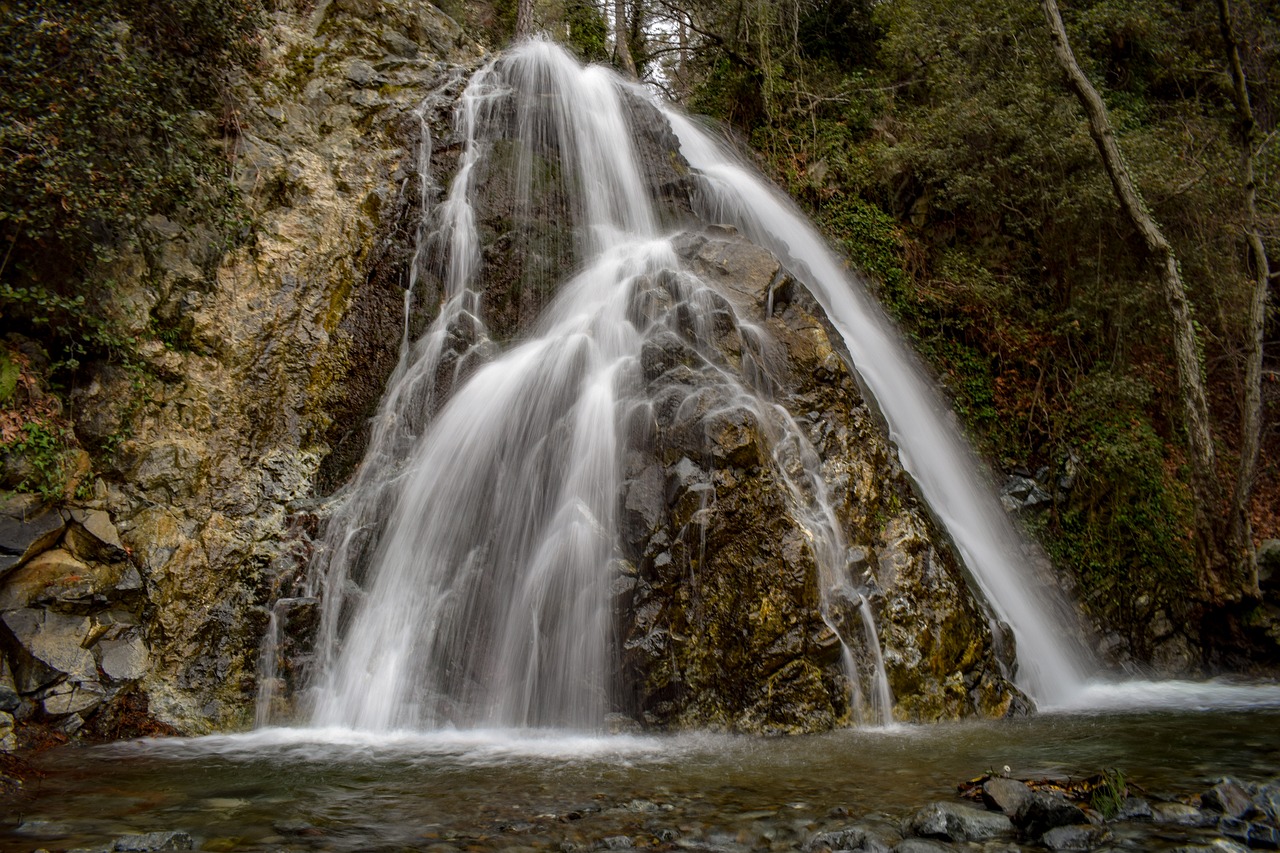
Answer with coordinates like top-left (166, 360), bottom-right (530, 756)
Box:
top-left (276, 39), bottom-right (1280, 734)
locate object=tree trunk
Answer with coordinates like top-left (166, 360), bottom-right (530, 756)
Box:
top-left (516, 0), bottom-right (534, 39)
top-left (614, 0), bottom-right (637, 77)
top-left (1040, 0), bottom-right (1232, 594)
top-left (1218, 0), bottom-right (1270, 596)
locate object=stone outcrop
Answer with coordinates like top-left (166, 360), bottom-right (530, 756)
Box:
top-left (0, 496), bottom-right (149, 739)
top-left (611, 227), bottom-right (1024, 730)
top-left (0, 0), bottom-right (484, 739)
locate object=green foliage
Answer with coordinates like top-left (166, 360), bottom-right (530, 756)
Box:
top-left (1090, 768), bottom-right (1128, 819)
top-left (1043, 372), bottom-right (1196, 642)
top-left (0, 0), bottom-right (264, 376)
top-left (5, 420), bottom-right (74, 501)
top-left (565, 0), bottom-right (609, 63)
top-left (0, 0), bottom-right (263, 252)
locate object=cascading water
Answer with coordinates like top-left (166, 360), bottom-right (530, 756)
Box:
top-left (658, 111), bottom-right (1095, 707)
top-left (292, 38), bottom-right (1098, 733)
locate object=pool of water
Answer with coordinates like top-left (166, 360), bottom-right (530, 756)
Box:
top-left (5, 691), bottom-right (1280, 852)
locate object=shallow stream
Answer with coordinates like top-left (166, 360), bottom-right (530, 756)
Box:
top-left (5, 698), bottom-right (1280, 852)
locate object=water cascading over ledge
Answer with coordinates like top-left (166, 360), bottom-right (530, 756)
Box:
top-left (280, 39), bottom-right (1071, 734)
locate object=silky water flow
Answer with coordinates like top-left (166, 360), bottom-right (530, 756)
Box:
top-left (263, 39), bottom-right (1104, 734)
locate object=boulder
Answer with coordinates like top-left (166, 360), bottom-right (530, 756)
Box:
top-left (0, 499), bottom-right (65, 579)
top-left (1202, 779), bottom-right (1254, 819)
top-left (0, 657), bottom-right (18, 711)
top-left (100, 634), bottom-right (151, 682)
top-left (805, 826), bottom-right (891, 852)
top-left (910, 802), bottom-right (1013, 842)
top-left (982, 777), bottom-right (1032, 816)
top-left (1, 608), bottom-right (97, 691)
top-left (40, 679), bottom-right (106, 717)
top-left (1012, 792), bottom-right (1089, 839)
top-left (1151, 802), bottom-right (1217, 828)
top-left (1114, 797), bottom-right (1153, 820)
top-left (1042, 824), bottom-right (1109, 851)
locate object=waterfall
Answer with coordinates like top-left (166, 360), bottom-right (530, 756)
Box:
top-left (659, 110), bottom-right (1094, 706)
top-left (296, 39), bottom-right (1094, 733)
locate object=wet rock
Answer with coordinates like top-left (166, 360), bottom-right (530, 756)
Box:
top-left (910, 802), bottom-right (1014, 842)
top-left (0, 657), bottom-right (18, 711)
top-left (622, 466), bottom-right (666, 548)
top-left (1253, 783), bottom-right (1280, 824)
top-left (892, 840), bottom-right (953, 853)
top-left (999, 475), bottom-right (1050, 513)
top-left (1113, 797), bottom-right (1153, 820)
top-left (0, 548), bottom-right (109, 610)
top-left (1258, 540), bottom-right (1280, 592)
top-left (113, 831), bottom-right (194, 851)
top-left (2, 608), bottom-right (97, 691)
top-left (1042, 824), bottom-right (1109, 851)
top-left (0, 500), bottom-right (65, 579)
top-left (64, 508), bottom-right (128, 562)
top-left (0, 709), bottom-right (15, 751)
top-left (1151, 802), bottom-right (1217, 828)
top-left (1202, 779), bottom-right (1254, 819)
top-left (982, 777), bottom-right (1032, 816)
top-left (1246, 822), bottom-right (1280, 849)
top-left (1011, 793), bottom-right (1088, 838)
top-left (703, 406), bottom-right (760, 468)
top-left (39, 676), bottom-right (105, 716)
top-left (1170, 841), bottom-right (1251, 853)
top-left (100, 634), bottom-right (151, 682)
top-left (805, 826), bottom-right (887, 852)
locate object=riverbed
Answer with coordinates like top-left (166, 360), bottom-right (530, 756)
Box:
top-left (4, 688), bottom-right (1280, 852)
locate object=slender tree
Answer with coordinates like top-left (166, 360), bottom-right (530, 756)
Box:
top-left (1219, 0), bottom-right (1272, 596)
top-left (1040, 0), bottom-right (1233, 595)
top-left (614, 0), bottom-right (637, 77)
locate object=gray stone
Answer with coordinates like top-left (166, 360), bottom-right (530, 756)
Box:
top-left (806, 827), bottom-right (884, 852)
top-left (1202, 779), bottom-right (1254, 818)
top-left (1042, 825), bottom-right (1108, 851)
top-left (622, 465), bottom-right (666, 547)
top-left (0, 657), bottom-right (19, 711)
top-left (1258, 540), bottom-right (1280, 590)
top-left (2, 609), bottom-right (97, 691)
top-left (0, 709), bottom-right (15, 752)
top-left (380, 28), bottom-right (419, 58)
top-left (982, 777), bottom-right (1032, 816)
top-left (1151, 802), bottom-right (1216, 828)
top-left (41, 679), bottom-right (105, 716)
top-left (66, 508), bottom-right (127, 557)
top-left (1012, 792), bottom-right (1088, 838)
top-left (892, 841), bottom-right (952, 853)
top-left (910, 802), bottom-right (1014, 842)
top-left (100, 634), bottom-right (150, 682)
top-left (113, 832), bottom-right (194, 851)
top-left (1113, 797), bottom-right (1152, 821)
top-left (1249, 823), bottom-right (1280, 849)
top-left (0, 503), bottom-right (65, 579)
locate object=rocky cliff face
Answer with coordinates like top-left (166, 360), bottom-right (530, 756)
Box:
top-left (2, 3), bottom-right (1025, 742)
top-left (611, 228), bottom-right (1023, 730)
top-left (1, 0), bottom-right (482, 738)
